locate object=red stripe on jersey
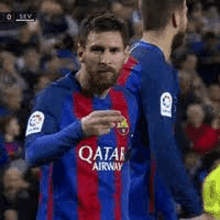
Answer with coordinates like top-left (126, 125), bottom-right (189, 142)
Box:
top-left (38, 169), bottom-right (43, 205)
top-left (73, 92), bottom-right (101, 220)
top-left (109, 89), bottom-right (130, 220)
top-left (47, 164), bottom-right (54, 220)
top-left (117, 56), bottom-right (138, 86)
top-left (158, 212), bottom-right (164, 220)
top-left (149, 157), bottom-right (156, 213)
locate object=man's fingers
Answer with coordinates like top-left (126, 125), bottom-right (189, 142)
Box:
top-left (94, 116), bottom-right (124, 125)
top-left (91, 110), bottom-right (121, 117)
top-left (99, 128), bottom-right (111, 136)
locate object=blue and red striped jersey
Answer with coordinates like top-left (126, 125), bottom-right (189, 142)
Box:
top-left (25, 73), bottom-right (138, 220)
top-left (118, 40), bottom-right (204, 218)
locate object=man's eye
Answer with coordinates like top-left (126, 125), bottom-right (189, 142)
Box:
top-left (91, 47), bottom-right (104, 52)
top-left (111, 48), bottom-right (119, 53)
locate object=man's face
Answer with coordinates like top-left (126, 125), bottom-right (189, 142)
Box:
top-left (79, 31), bottom-right (127, 94)
top-left (5, 88), bottom-right (22, 111)
top-left (6, 118), bottom-right (20, 137)
top-left (187, 105), bottom-right (205, 126)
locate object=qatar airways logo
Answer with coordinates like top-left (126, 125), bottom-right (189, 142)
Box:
top-left (78, 146), bottom-right (125, 171)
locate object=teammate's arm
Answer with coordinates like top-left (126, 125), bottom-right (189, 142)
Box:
top-left (141, 70), bottom-right (204, 217)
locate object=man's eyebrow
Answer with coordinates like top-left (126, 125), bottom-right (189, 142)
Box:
top-left (90, 45), bottom-right (104, 50)
top-left (110, 46), bottom-right (121, 51)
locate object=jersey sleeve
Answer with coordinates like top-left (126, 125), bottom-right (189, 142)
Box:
top-left (141, 69), bottom-right (204, 216)
top-left (25, 87), bottom-right (84, 167)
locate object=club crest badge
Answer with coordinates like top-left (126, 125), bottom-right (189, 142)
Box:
top-left (116, 116), bottom-right (129, 135)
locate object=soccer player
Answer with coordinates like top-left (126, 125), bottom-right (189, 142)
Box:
top-left (117, 0), bottom-right (205, 219)
top-left (24, 13), bottom-right (138, 220)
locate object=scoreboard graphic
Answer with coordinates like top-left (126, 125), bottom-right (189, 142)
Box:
top-left (0, 12), bottom-right (36, 22)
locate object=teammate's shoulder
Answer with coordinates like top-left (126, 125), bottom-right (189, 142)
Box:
top-left (130, 40), bottom-right (165, 63)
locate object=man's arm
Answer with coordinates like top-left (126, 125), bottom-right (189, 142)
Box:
top-left (25, 119), bottom-right (84, 166)
top-left (141, 70), bottom-right (204, 217)
top-left (25, 88), bottom-right (123, 167)
top-left (24, 85), bottom-right (85, 166)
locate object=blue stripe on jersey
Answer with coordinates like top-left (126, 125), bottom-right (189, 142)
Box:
top-left (93, 95), bottom-right (115, 220)
top-left (52, 94), bottom-right (78, 220)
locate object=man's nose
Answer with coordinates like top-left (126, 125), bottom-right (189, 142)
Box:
top-left (100, 50), bottom-right (112, 65)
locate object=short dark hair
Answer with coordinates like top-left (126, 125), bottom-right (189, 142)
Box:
top-left (78, 12), bottom-right (129, 48)
top-left (140, 0), bottom-right (185, 31)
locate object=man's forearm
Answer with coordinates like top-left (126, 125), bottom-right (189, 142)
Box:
top-left (25, 121), bottom-right (84, 166)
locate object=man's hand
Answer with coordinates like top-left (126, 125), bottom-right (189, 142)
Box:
top-left (81, 110), bottom-right (124, 136)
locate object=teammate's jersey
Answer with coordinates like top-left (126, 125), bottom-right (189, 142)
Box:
top-left (25, 73), bottom-right (138, 220)
top-left (203, 164), bottom-right (220, 217)
top-left (118, 40), bottom-right (204, 218)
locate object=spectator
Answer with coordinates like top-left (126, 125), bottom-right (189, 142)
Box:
top-left (16, 22), bottom-right (40, 55)
top-left (4, 209), bottom-right (18, 220)
top-left (178, 53), bottom-right (210, 105)
top-left (203, 5), bottom-right (220, 35)
top-left (34, 73), bottom-right (60, 95)
top-left (0, 115), bottom-right (26, 173)
top-left (194, 32), bottom-right (220, 85)
top-left (191, 76), bottom-right (211, 105)
top-left (180, 53), bottom-right (198, 77)
top-left (0, 87), bottom-right (23, 120)
top-left (184, 148), bottom-right (205, 208)
top-left (185, 20), bottom-right (202, 46)
top-left (23, 167), bottom-right (40, 220)
top-left (186, 104), bottom-right (220, 155)
top-left (208, 84), bottom-right (220, 114)
top-left (0, 168), bottom-right (30, 220)
top-left (39, 1), bottom-right (68, 38)
top-left (111, 0), bottom-right (139, 42)
top-left (0, 51), bottom-right (27, 92)
top-left (18, 48), bottom-right (41, 91)
top-left (178, 70), bottom-right (197, 122)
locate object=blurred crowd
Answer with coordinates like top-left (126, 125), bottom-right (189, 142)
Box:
top-left (0, 0), bottom-right (220, 219)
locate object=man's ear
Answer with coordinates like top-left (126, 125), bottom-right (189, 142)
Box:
top-left (77, 44), bottom-right (85, 63)
top-left (172, 12), bottom-right (179, 28)
top-left (123, 45), bottom-right (130, 63)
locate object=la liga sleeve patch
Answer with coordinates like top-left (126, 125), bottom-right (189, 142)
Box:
top-left (25, 111), bottom-right (45, 136)
top-left (160, 92), bottom-right (173, 118)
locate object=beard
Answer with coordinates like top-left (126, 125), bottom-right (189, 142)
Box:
top-left (171, 31), bottom-right (186, 54)
top-left (86, 65), bottom-right (120, 95)
top-left (170, 31), bottom-right (186, 63)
